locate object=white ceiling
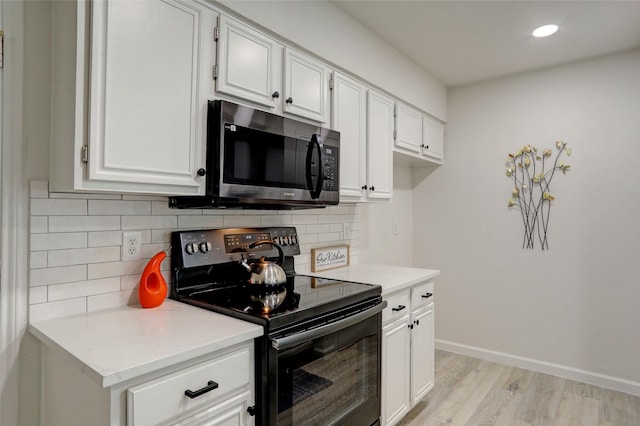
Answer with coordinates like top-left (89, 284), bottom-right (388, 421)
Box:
top-left (330, 0), bottom-right (640, 87)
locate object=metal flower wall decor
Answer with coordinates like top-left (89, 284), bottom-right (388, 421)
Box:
top-left (505, 141), bottom-right (572, 250)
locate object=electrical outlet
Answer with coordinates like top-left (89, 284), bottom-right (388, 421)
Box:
top-left (392, 222), bottom-right (399, 236)
top-left (122, 231), bottom-right (142, 261)
top-left (343, 223), bottom-right (352, 239)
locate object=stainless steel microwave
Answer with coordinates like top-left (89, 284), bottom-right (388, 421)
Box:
top-left (169, 100), bottom-right (340, 209)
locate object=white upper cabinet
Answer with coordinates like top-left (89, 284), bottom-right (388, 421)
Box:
top-left (215, 14), bottom-right (330, 124)
top-left (422, 114), bottom-right (445, 161)
top-left (367, 90), bottom-right (394, 201)
top-left (215, 14), bottom-right (283, 109)
top-left (331, 72), bottom-right (367, 201)
top-left (283, 47), bottom-right (331, 123)
top-left (50, 0), bottom-right (214, 195)
top-left (395, 102), bottom-right (423, 154)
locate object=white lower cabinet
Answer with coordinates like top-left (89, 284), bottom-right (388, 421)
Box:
top-left (381, 280), bottom-right (435, 426)
top-left (40, 341), bottom-right (256, 426)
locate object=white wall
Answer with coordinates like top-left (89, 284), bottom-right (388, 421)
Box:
top-left (413, 48), bottom-right (640, 394)
top-left (218, 0), bottom-right (447, 121)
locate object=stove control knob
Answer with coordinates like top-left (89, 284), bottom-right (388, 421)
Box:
top-left (199, 241), bottom-right (213, 253)
top-left (185, 243), bottom-right (197, 255)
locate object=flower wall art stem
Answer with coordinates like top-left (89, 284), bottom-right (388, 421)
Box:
top-left (505, 141), bottom-right (572, 250)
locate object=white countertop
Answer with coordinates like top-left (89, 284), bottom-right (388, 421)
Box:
top-left (306, 263), bottom-right (440, 296)
top-left (29, 299), bottom-right (263, 388)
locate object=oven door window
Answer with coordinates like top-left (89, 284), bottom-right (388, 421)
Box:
top-left (223, 124), bottom-right (316, 190)
top-left (275, 315), bottom-right (380, 426)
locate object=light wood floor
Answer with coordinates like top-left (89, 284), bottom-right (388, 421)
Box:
top-left (398, 350), bottom-right (640, 426)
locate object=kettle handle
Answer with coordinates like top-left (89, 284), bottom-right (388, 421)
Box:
top-left (248, 240), bottom-right (285, 265)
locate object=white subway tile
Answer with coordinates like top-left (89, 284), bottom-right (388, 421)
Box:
top-left (31, 199), bottom-right (87, 216)
top-left (88, 200), bottom-right (151, 215)
top-left (88, 260), bottom-right (145, 280)
top-left (318, 214), bottom-right (341, 224)
top-left (305, 224), bottom-right (331, 234)
top-left (29, 298), bottom-right (87, 323)
top-left (122, 215), bottom-right (177, 230)
top-left (30, 216), bottom-right (48, 234)
top-left (48, 277), bottom-right (121, 301)
top-left (88, 231), bottom-right (122, 247)
top-left (298, 234), bottom-right (318, 245)
top-left (318, 232), bottom-right (340, 243)
top-left (202, 209), bottom-right (229, 216)
top-left (49, 192), bottom-right (121, 200)
top-left (30, 180), bottom-right (49, 198)
top-left (330, 223), bottom-right (343, 233)
top-left (261, 215), bottom-right (293, 226)
top-left (49, 216), bottom-right (121, 232)
top-left (151, 229), bottom-right (173, 244)
top-left (29, 252), bottom-right (48, 269)
top-left (243, 210), bottom-right (263, 216)
top-left (292, 215), bottom-right (319, 225)
top-left (30, 265), bottom-right (87, 287)
top-left (88, 290), bottom-right (138, 312)
top-left (177, 215), bottom-right (224, 229)
top-left (48, 247), bottom-right (121, 267)
top-left (30, 232), bottom-right (87, 251)
top-left (223, 215), bottom-right (261, 227)
top-left (121, 274), bottom-right (140, 291)
top-left (29, 286), bottom-right (48, 304)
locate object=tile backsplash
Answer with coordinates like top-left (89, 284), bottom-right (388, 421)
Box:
top-left (28, 180), bottom-right (360, 322)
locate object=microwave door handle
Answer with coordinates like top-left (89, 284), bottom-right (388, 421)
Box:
top-left (305, 134), bottom-right (324, 199)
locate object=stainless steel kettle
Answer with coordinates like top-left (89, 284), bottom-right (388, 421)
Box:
top-left (242, 240), bottom-right (287, 286)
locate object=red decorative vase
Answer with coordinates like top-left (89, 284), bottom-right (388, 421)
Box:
top-left (138, 251), bottom-right (168, 308)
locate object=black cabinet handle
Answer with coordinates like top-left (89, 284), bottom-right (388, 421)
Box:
top-left (408, 323), bottom-right (414, 329)
top-left (272, 91), bottom-right (280, 99)
top-left (415, 319), bottom-right (420, 326)
top-left (421, 293), bottom-right (433, 299)
top-left (196, 168), bottom-right (206, 177)
top-left (392, 305), bottom-right (406, 312)
top-left (361, 185), bottom-right (368, 190)
top-left (247, 406), bottom-right (257, 416)
top-left (184, 380), bottom-right (218, 399)
top-left (370, 186), bottom-right (375, 191)
top-left (286, 97), bottom-right (293, 104)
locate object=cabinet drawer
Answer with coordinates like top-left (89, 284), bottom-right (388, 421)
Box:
top-left (127, 345), bottom-right (251, 426)
top-left (411, 281), bottom-right (434, 309)
top-left (383, 290), bottom-right (410, 324)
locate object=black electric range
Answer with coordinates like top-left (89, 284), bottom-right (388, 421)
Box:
top-left (170, 227), bottom-right (385, 426)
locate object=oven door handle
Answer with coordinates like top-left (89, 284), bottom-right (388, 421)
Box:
top-left (271, 301), bottom-right (387, 351)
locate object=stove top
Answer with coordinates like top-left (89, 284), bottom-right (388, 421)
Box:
top-left (170, 227), bottom-right (381, 333)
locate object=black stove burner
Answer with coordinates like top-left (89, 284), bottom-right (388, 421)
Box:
top-left (176, 274), bottom-right (380, 332)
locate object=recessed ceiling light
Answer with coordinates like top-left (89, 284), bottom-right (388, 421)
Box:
top-left (532, 24), bottom-right (559, 38)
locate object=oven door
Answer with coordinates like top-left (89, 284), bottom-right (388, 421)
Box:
top-left (267, 303), bottom-right (385, 426)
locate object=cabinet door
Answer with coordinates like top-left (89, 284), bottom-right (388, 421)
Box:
top-left (422, 114), bottom-right (445, 160)
top-left (88, 0), bottom-right (209, 194)
top-left (395, 103), bottom-right (422, 154)
top-left (332, 72), bottom-right (367, 201)
top-left (283, 47), bottom-right (330, 123)
top-left (382, 318), bottom-right (411, 426)
top-left (171, 391), bottom-right (253, 426)
top-left (411, 304), bottom-right (435, 405)
top-left (367, 90), bottom-right (394, 201)
top-left (216, 14), bottom-right (282, 109)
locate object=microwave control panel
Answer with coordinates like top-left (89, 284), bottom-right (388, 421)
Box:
top-left (322, 146), bottom-right (338, 191)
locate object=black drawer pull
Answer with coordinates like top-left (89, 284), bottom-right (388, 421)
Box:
top-left (421, 293), bottom-right (433, 299)
top-left (184, 380), bottom-right (219, 399)
top-left (392, 305), bottom-right (406, 312)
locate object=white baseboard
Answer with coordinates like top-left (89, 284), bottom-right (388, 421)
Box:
top-left (435, 339), bottom-right (640, 397)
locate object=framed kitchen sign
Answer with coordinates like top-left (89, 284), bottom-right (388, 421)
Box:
top-left (311, 245), bottom-right (350, 272)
